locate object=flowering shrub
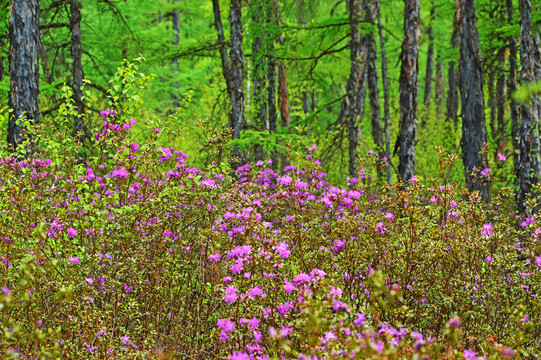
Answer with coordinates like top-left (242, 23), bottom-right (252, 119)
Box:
top-left (1, 64), bottom-right (540, 359)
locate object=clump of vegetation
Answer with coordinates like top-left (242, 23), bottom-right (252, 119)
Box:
top-left (1, 63), bottom-right (540, 360)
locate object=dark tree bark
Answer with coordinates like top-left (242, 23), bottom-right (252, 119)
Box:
top-left (423, 4), bottom-right (435, 121)
top-left (507, 0), bottom-right (520, 169)
top-left (338, 0), bottom-right (368, 177)
top-left (447, 27), bottom-right (459, 126)
top-left (365, 0), bottom-right (383, 178)
top-left (496, 52), bottom-right (507, 153)
top-left (516, 0), bottom-right (536, 216)
top-left (252, 3), bottom-right (268, 160)
top-left (171, 0), bottom-right (181, 109)
top-left (212, 0), bottom-right (231, 96)
top-left (456, 0), bottom-right (489, 199)
top-left (8, 0), bottom-right (40, 153)
top-left (267, 3), bottom-right (277, 134)
top-left (397, 0), bottom-right (420, 182)
top-left (435, 57), bottom-right (444, 116)
top-left (229, 0), bottom-right (245, 167)
top-left (70, 0), bottom-right (87, 140)
top-left (377, 0), bottom-right (392, 184)
top-left (531, 27), bottom-right (541, 180)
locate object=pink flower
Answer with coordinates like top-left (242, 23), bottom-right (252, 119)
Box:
top-left (224, 286), bottom-right (238, 304)
top-left (85, 278), bottom-right (94, 285)
top-left (246, 286), bottom-right (265, 299)
top-left (69, 256), bottom-right (80, 264)
top-left (67, 228), bottom-right (77, 238)
top-left (208, 253), bottom-right (221, 262)
top-left (275, 242), bottom-right (290, 258)
top-left (217, 319), bottom-right (235, 333)
top-left (497, 153), bottom-right (507, 161)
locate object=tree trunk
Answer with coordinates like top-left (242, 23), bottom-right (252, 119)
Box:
top-left (377, 0), bottom-right (392, 184)
top-left (8, 0), bottom-right (40, 153)
top-left (338, 0), bottom-right (368, 178)
top-left (447, 27), bottom-right (459, 126)
top-left (531, 27), bottom-right (541, 181)
top-left (171, 0), bottom-right (181, 109)
top-left (456, 0), bottom-right (489, 200)
top-left (435, 58), bottom-right (444, 116)
top-left (496, 52), bottom-right (507, 153)
top-left (516, 0), bottom-right (535, 216)
top-left (507, 0), bottom-right (520, 170)
top-left (252, 3), bottom-right (268, 161)
top-left (229, 0), bottom-right (245, 167)
top-left (70, 0), bottom-right (86, 140)
top-left (423, 4), bottom-right (435, 123)
top-left (365, 0), bottom-right (383, 178)
top-left (212, 0), bottom-right (231, 96)
top-left (398, 0), bottom-right (420, 182)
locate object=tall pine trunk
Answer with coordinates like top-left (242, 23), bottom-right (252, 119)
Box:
top-left (398, 0), bottom-right (420, 182)
top-left (456, 0), bottom-right (489, 200)
top-left (229, 0), bottom-right (245, 168)
top-left (446, 27), bottom-right (459, 126)
top-left (507, 0), bottom-right (520, 169)
top-left (252, 3), bottom-right (268, 161)
top-left (365, 0), bottom-right (383, 179)
top-left (377, 0), bottom-right (392, 184)
top-left (516, 0), bottom-right (536, 216)
top-left (70, 0), bottom-right (86, 140)
top-left (338, 0), bottom-right (368, 177)
top-left (212, 0), bottom-right (231, 96)
top-left (423, 4), bottom-right (435, 124)
top-left (171, 0), bottom-right (181, 109)
top-left (7, 0), bottom-right (40, 153)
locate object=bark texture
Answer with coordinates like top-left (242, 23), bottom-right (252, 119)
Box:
top-left (338, 0), bottom-right (368, 177)
top-left (377, 0), bottom-right (392, 184)
top-left (229, 0), bottom-right (245, 167)
top-left (456, 0), bottom-right (489, 199)
top-left (507, 0), bottom-right (520, 169)
top-left (398, 0), bottom-right (420, 182)
top-left (8, 0), bottom-right (40, 152)
top-left (252, 4), bottom-right (268, 160)
top-left (70, 0), bottom-right (86, 139)
top-left (212, 0), bottom-right (231, 95)
top-left (171, 0), bottom-right (181, 109)
top-left (365, 0), bottom-right (383, 175)
top-left (516, 0), bottom-right (535, 215)
top-left (446, 27), bottom-right (459, 126)
top-left (423, 5), bottom-right (435, 119)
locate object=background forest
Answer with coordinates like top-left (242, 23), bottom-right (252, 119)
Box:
top-left (2, 0), bottom-right (541, 359)
top-left (1, 0), bottom-right (539, 191)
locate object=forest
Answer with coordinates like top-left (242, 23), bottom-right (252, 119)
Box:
top-left (0, 0), bottom-right (541, 359)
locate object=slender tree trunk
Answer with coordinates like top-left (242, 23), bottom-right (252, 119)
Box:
top-left (507, 0), bottom-right (520, 169)
top-left (516, 0), bottom-right (535, 216)
top-left (8, 0), bottom-right (40, 153)
top-left (70, 0), bottom-right (86, 140)
top-left (212, 0), bottom-right (231, 96)
top-left (377, 0), bottom-right (392, 184)
top-left (456, 0), bottom-right (489, 200)
top-left (398, 0), bottom-right (420, 182)
top-left (488, 71), bottom-right (496, 139)
top-left (435, 58), bottom-right (444, 116)
top-left (171, 0), bottom-right (181, 109)
top-left (447, 27), bottom-right (459, 126)
top-left (252, 3), bottom-right (268, 160)
top-left (229, 0), bottom-right (245, 167)
top-left (338, 0), bottom-right (368, 177)
top-left (365, 0), bottom-right (383, 179)
top-left (531, 27), bottom-right (541, 180)
top-left (496, 52), bottom-right (507, 153)
top-left (423, 4), bottom-right (435, 123)
top-left (266, 0), bottom-right (278, 167)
